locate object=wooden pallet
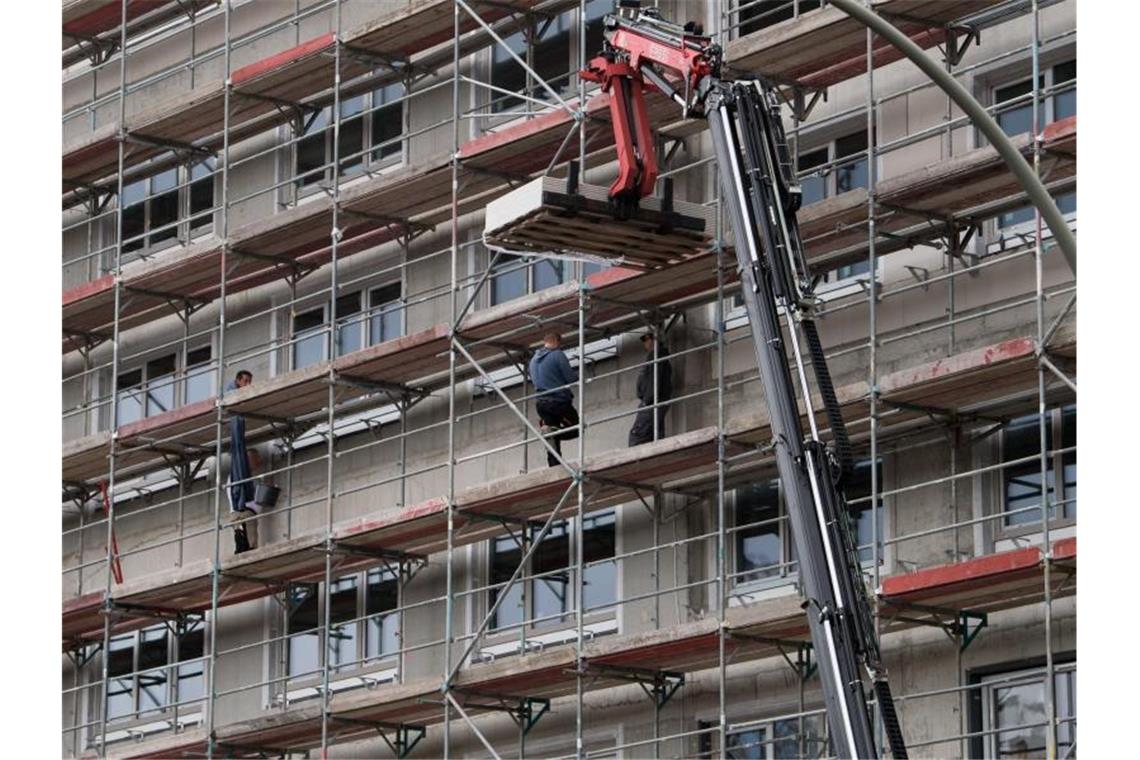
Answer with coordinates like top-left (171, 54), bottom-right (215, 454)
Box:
top-left (483, 176), bottom-right (715, 269)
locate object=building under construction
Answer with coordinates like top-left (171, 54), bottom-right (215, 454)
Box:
top-left (61, 0), bottom-right (1077, 756)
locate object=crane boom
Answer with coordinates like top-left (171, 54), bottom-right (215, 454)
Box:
top-left (582, 6), bottom-right (907, 758)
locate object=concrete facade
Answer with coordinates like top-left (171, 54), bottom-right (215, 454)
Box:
top-left (61, 1), bottom-right (1077, 757)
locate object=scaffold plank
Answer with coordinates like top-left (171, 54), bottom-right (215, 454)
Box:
top-left (724, 0), bottom-right (1002, 87)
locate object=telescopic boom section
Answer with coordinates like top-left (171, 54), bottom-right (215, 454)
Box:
top-left (580, 6), bottom-right (907, 758)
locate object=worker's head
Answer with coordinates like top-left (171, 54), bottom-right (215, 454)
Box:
top-left (235, 370), bottom-right (253, 388)
top-left (640, 333), bottom-right (656, 352)
top-left (542, 331), bottom-right (562, 349)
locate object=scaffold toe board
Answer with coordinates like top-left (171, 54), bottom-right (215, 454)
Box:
top-left (483, 177), bottom-right (714, 268)
top-left (724, 0), bottom-right (1003, 87)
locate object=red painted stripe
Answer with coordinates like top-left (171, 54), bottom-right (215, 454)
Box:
top-left (64, 0), bottom-right (165, 38)
top-left (1043, 115), bottom-right (1077, 144)
top-left (231, 33), bottom-right (336, 87)
top-left (882, 545), bottom-right (1042, 597)
top-left (586, 265), bottom-right (641, 289)
top-left (63, 273), bottom-right (114, 307)
top-left (458, 94), bottom-right (608, 160)
top-left (1053, 536), bottom-right (1076, 560)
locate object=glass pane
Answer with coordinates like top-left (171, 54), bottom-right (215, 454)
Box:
top-left (491, 29), bottom-right (528, 112)
top-left (1000, 204), bottom-right (1035, 230)
top-left (366, 568), bottom-right (399, 660)
top-left (116, 369), bottom-right (143, 427)
top-left (1056, 191), bottom-right (1076, 216)
top-left (372, 99), bottom-right (403, 162)
top-left (297, 129), bottom-right (327, 188)
top-left (774, 714), bottom-right (829, 758)
top-left (106, 635), bottom-right (135, 721)
top-left (993, 680), bottom-right (1047, 756)
top-left (582, 260), bottom-right (606, 279)
top-left (190, 171), bottom-right (213, 231)
top-left (137, 627), bottom-right (169, 715)
top-left (335, 293), bottom-right (362, 357)
top-left (533, 257), bottom-right (565, 291)
top-left (149, 189), bottom-right (179, 246)
top-left (293, 308), bottom-right (326, 369)
top-left (176, 625), bottom-right (205, 707)
top-left (122, 179), bottom-right (147, 207)
top-left (491, 255), bottom-right (527, 304)
top-left (1004, 414), bottom-right (1056, 525)
top-left (329, 576), bottom-right (358, 672)
top-left (996, 77), bottom-right (1040, 137)
top-left (1061, 404), bottom-right (1076, 519)
top-left (583, 512), bottom-right (616, 613)
top-left (338, 114), bottom-right (365, 176)
top-left (146, 354), bottom-right (177, 416)
top-left (532, 522), bottom-right (569, 624)
top-left (1053, 61), bottom-right (1076, 121)
top-left (584, 0), bottom-right (608, 63)
top-left (531, 11), bottom-right (572, 101)
top-left (185, 347), bottom-right (214, 405)
top-left (740, 0), bottom-right (821, 36)
top-left (152, 168), bottom-right (178, 194)
top-left (727, 728), bottom-right (766, 760)
top-left (797, 147), bottom-right (828, 206)
top-left (370, 282), bottom-right (403, 345)
top-left (122, 202), bottom-right (145, 254)
top-left (736, 480), bottom-right (781, 581)
top-left (491, 535), bottom-right (524, 629)
top-left (834, 131), bottom-right (868, 195)
top-left (845, 459), bottom-right (883, 563)
top-left (288, 585), bottom-right (320, 678)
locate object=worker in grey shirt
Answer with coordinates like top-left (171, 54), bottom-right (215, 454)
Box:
top-left (528, 331), bottom-right (580, 467)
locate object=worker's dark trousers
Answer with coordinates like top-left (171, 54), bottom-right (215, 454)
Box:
top-left (536, 397), bottom-right (579, 467)
top-left (628, 405), bottom-right (667, 446)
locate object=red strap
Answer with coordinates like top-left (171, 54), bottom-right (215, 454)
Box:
top-left (99, 481), bottom-right (125, 585)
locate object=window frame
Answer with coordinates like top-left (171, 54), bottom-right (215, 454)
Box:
top-left (289, 282), bottom-right (407, 370)
top-left (281, 566), bottom-right (402, 702)
top-left (113, 343), bottom-right (216, 428)
top-left (997, 404), bottom-right (1076, 537)
top-left (485, 509), bottom-right (618, 637)
top-left (480, 0), bottom-right (609, 127)
top-left (706, 710), bottom-right (832, 759)
top-left (729, 459), bottom-right (885, 596)
top-left (732, 0), bottom-right (824, 40)
top-left (119, 158), bottom-right (216, 261)
top-left (967, 658), bottom-right (1076, 759)
top-left (89, 618), bottom-right (208, 745)
top-left (986, 58), bottom-right (1077, 246)
top-left (292, 83), bottom-right (408, 199)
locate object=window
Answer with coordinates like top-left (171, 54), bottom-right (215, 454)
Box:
top-left (720, 713), bottom-right (831, 758)
top-left (489, 511), bottom-right (616, 631)
top-left (291, 284), bottom-right (405, 369)
top-left (115, 345), bottom-right (215, 426)
top-left (733, 459), bottom-right (881, 586)
top-left (971, 664), bottom-right (1076, 758)
top-left (488, 0), bottom-right (608, 114)
top-left (121, 159), bottom-right (215, 256)
top-left (797, 129), bottom-right (871, 285)
top-left (489, 253), bottom-right (568, 305)
top-left (295, 84), bottom-right (405, 189)
top-left (285, 568), bottom-right (399, 688)
top-left (102, 621), bottom-right (205, 724)
top-left (994, 60), bottom-right (1076, 230)
top-left (1001, 404), bottom-right (1076, 528)
top-left (737, 0), bottom-right (823, 37)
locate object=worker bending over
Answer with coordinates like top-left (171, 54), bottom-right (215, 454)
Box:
top-left (528, 332), bottom-right (580, 467)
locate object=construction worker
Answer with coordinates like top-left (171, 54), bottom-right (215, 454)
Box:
top-left (226, 370), bottom-right (260, 554)
top-left (628, 332), bottom-right (673, 446)
top-left (528, 332), bottom-right (580, 467)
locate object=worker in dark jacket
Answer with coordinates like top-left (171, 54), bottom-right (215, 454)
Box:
top-left (528, 332), bottom-right (580, 467)
top-left (629, 333), bottom-right (673, 446)
top-left (226, 370), bottom-right (259, 554)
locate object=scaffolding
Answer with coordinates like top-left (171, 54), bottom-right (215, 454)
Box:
top-left (61, 0), bottom-right (1077, 757)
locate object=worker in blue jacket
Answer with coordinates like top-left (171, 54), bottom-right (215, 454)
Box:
top-left (528, 331), bottom-right (580, 467)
